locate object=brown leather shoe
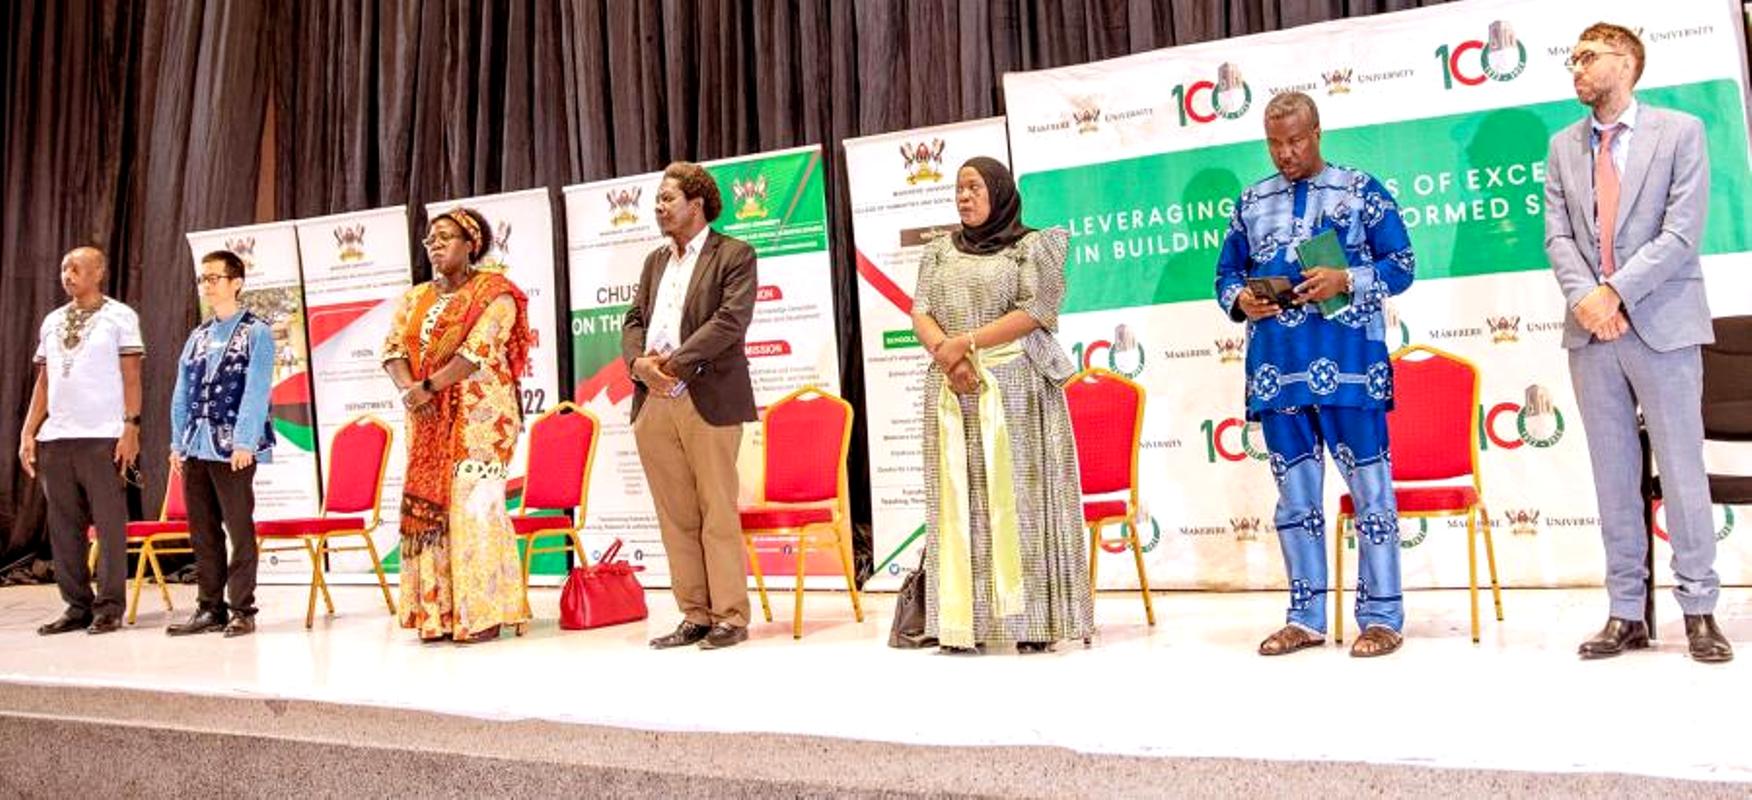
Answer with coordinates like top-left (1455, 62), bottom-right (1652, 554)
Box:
top-left (1350, 625), bottom-right (1403, 657)
top-left (86, 614), bottom-right (123, 635)
top-left (1258, 624), bottom-right (1325, 656)
top-left (1684, 614), bottom-right (1733, 664)
top-left (1578, 617), bottom-right (1649, 660)
top-left (697, 623), bottom-right (748, 650)
top-left (167, 610), bottom-right (228, 637)
top-left (222, 616), bottom-right (256, 638)
top-left (649, 621), bottom-right (711, 649)
top-left (37, 612), bottom-right (94, 636)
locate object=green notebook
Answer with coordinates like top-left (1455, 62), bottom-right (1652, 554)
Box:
top-left (1295, 228), bottom-right (1351, 317)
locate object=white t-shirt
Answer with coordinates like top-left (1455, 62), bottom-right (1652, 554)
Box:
top-left (33, 298), bottom-right (144, 441)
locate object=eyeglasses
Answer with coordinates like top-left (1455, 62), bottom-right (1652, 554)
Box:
top-left (195, 274), bottom-right (232, 286)
top-left (422, 232), bottom-right (463, 247)
top-left (1563, 49), bottom-right (1625, 71)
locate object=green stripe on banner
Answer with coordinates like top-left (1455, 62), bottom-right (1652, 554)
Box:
top-left (272, 418), bottom-right (316, 452)
top-left (873, 523), bottom-right (927, 575)
top-left (1019, 79), bottom-right (1752, 314)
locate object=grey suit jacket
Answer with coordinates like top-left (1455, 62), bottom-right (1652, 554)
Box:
top-left (1543, 103), bottom-right (1713, 351)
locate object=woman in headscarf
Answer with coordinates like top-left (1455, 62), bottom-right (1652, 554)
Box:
top-left (911, 157), bottom-right (1093, 653)
top-left (382, 207), bottom-right (532, 644)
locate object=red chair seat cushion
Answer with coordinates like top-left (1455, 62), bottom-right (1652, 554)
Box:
top-left (89, 522), bottom-right (190, 540)
top-left (512, 515), bottom-right (574, 534)
top-left (1082, 500), bottom-right (1130, 524)
top-left (1340, 486), bottom-right (1479, 515)
top-left (256, 517), bottom-right (368, 537)
top-left (739, 506), bottom-right (834, 530)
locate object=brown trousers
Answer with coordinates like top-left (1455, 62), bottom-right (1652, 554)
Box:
top-left (633, 393), bottom-right (749, 627)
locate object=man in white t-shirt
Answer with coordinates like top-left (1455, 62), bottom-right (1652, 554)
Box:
top-left (18, 247), bottom-right (145, 635)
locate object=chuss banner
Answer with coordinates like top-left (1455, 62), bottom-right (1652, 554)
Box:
top-left (294, 206), bottom-right (413, 577)
top-left (843, 118), bottom-right (1013, 589)
top-left (1003, 0), bottom-right (1752, 589)
top-left (184, 222), bottom-right (321, 577)
top-left (563, 146), bottom-right (843, 586)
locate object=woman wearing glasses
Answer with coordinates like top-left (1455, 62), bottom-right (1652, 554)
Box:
top-left (381, 207), bottom-right (533, 644)
top-left (166, 249), bottom-right (277, 638)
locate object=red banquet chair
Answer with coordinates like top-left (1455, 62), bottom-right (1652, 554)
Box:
top-left (1065, 368), bottom-right (1156, 626)
top-left (86, 468), bottom-right (194, 624)
top-left (512, 402), bottom-right (600, 606)
top-left (256, 415), bottom-right (397, 629)
top-left (1334, 344), bottom-right (1503, 644)
top-left (738, 386), bottom-right (864, 639)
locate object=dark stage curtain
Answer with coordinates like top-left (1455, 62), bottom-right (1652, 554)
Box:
top-left (1, 0), bottom-right (1448, 570)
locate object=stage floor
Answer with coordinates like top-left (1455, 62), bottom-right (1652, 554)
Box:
top-left (1, 581), bottom-right (1748, 785)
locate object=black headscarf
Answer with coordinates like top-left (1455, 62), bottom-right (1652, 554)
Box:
top-left (951, 157), bottom-right (1034, 255)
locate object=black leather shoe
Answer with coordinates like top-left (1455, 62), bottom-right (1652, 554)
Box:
top-left (1578, 617), bottom-right (1649, 659)
top-left (649, 621), bottom-right (711, 649)
top-left (37, 612), bottom-right (94, 636)
top-left (167, 610), bottom-right (229, 637)
top-left (86, 614), bottom-right (123, 635)
top-left (1684, 614), bottom-right (1733, 664)
top-left (697, 623), bottom-right (748, 650)
top-left (222, 616), bottom-right (256, 638)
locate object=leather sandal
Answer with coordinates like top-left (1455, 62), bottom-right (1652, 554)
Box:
top-left (1350, 625), bottom-right (1404, 658)
top-left (1258, 624), bottom-right (1325, 656)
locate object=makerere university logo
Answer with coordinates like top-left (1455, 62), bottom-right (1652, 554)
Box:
top-left (1486, 315), bottom-right (1520, 344)
top-left (607, 187), bottom-right (642, 227)
top-left (330, 225), bottom-right (366, 263)
top-left (900, 139), bottom-right (946, 184)
top-left (733, 175), bottom-right (770, 221)
top-left (224, 236), bottom-right (260, 275)
top-left (1322, 68), bottom-right (1353, 95)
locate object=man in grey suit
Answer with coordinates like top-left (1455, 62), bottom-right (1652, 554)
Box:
top-left (1544, 23), bottom-right (1731, 663)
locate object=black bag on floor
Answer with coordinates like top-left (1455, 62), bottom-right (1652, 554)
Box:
top-left (887, 552), bottom-right (937, 649)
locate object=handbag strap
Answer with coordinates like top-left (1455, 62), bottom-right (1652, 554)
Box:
top-left (596, 538), bottom-right (624, 567)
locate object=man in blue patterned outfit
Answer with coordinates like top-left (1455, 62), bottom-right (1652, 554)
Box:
top-left (1214, 92), bottom-right (1416, 658)
top-left (167, 250), bottom-right (277, 638)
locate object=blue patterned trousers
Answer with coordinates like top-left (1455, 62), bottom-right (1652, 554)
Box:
top-left (1260, 405), bottom-right (1403, 633)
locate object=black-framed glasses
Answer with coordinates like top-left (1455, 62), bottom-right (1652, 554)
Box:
top-left (195, 273), bottom-right (231, 286)
top-left (121, 463), bottom-right (144, 489)
top-left (1563, 49), bottom-right (1624, 71)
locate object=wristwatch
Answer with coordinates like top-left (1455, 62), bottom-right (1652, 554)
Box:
top-left (420, 378), bottom-right (434, 393)
top-left (123, 414), bottom-right (142, 427)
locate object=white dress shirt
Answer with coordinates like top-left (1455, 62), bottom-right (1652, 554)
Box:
top-left (647, 226), bottom-right (711, 355)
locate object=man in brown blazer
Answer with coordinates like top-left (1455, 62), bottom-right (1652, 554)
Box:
top-left (622, 161), bottom-right (758, 650)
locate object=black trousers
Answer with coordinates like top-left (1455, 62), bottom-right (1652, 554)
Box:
top-left (38, 438), bottom-right (129, 618)
top-left (181, 458), bottom-right (258, 618)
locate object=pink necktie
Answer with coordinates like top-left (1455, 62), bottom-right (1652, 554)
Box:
top-left (1595, 125), bottom-right (1621, 276)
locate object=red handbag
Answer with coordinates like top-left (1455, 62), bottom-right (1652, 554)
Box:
top-left (559, 539), bottom-right (648, 630)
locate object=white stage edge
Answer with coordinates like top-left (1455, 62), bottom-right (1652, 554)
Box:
top-left (1, 582), bottom-right (1748, 785)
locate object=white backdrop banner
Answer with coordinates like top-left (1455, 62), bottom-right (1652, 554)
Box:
top-left (183, 222), bottom-right (321, 576)
top-left (563, 145), bottom-right (843, 585)
top-left (294, 206), bottom-right (413, 574)
top-left (1002, 0), bottom-right (1752, 589)
top-left (843, 117), bottom-right (1013, 589)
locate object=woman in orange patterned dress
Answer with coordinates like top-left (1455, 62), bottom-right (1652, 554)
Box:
top-left (382, 207), bottom-right (531, 644)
